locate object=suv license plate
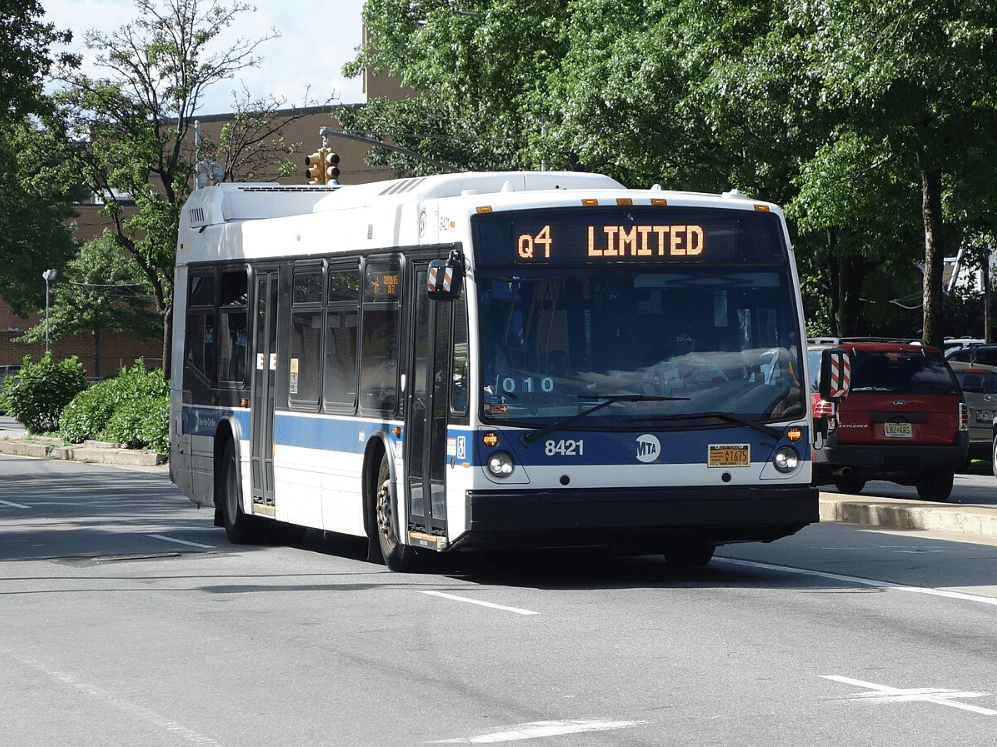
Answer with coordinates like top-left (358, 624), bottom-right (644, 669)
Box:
top-left (975, 410), bottom-right (995, 424)
top-left (884, 422), bottom-right (912, 438)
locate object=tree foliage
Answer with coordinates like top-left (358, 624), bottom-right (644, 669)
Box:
top-left (50, 0), bottom-right (308, 373)
top-left (0, 0), bottom-right (76, 123)
top-left (0, 117), bottom-right (79, 315)
top-left (344, 0), bottom-right (997, 341)
top-left (17, 235), bottom-right (163, 377)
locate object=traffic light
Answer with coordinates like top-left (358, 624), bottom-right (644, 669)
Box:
top-left (305, 150), bottom-right (326, 184)
top-left (325, 151), bottom-right (341, 184)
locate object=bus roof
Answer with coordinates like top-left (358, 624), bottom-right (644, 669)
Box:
top-left (182, 171), bottom-right (626, 229)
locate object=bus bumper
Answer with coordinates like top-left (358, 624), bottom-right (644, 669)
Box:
top-left (456, 484), bottom-right (819, 550)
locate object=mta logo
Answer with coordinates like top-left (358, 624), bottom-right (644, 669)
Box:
top-left (636, 434), bottom-right (661, 463)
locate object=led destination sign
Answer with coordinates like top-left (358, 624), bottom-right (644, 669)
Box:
top-left (473, 207), bottom-right (785, 266)
top-left (517, 223), bottom-right (705, 261)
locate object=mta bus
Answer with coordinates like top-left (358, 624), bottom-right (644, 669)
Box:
top-left (169, 171), bottom-right (825, 571)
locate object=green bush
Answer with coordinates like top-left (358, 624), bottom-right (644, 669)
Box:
top-left (59, 361), bottom-right (169, 452)
top-left (60, 385), bottom-right (117, 444)
top-left (0, 353), bottom-right (88, 433)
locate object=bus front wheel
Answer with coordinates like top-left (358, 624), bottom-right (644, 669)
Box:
top-left (220, 440), bottom-right (266, 544)
top-left (664, 543), bottom-right (715, 567)
top-left (374, 455), bottom-right (418, 572)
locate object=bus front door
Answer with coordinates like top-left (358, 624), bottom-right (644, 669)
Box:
top-left (249, 269), bottom-right (278, 517)
top-left (404, 266), bottom-right (451, 546)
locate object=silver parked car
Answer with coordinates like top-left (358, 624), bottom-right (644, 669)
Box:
top-left (948, 360), bottom-right (997, 462)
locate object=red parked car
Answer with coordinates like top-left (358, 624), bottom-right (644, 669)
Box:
top-left (808, 339), bottom-right (968, 501)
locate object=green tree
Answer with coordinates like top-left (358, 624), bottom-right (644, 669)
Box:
top-left (0, 3), bottom-right (79, 315)
top-left (16, 235), bottom-right (162, 377)
top-left (0, 117), bottom-right (79, 315)
top-left (50, 0), bottom-right (306, 374)
top-left (0, 0), bottom-right (76, 124)
top-left (792, 0), bottom-right (997, 345)
top-left (341, 0), bottom-right (568, 174)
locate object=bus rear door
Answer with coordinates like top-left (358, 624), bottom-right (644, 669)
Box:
top-left (250, 267), bottom-right (278, 518)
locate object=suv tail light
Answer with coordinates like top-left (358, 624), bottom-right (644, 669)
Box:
top-left (959, 401), bottom-right (969, 431)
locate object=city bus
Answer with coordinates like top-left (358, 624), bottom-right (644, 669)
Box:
top-left (169, 171), bottom-right (832, 571)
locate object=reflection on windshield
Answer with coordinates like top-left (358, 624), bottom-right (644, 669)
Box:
top-left (478, 268), bottom-right (804, 427)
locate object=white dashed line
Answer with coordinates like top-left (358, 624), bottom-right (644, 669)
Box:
top-left (420, 590), bottom-right (540, 616)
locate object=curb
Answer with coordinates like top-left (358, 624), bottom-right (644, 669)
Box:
top-left (820, 495), bottom-right (997, 542)
top-left (0, 437), bottom-right (167, 467)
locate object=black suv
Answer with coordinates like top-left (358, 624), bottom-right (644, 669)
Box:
top-left (809, 339), bottom-right (968, 501)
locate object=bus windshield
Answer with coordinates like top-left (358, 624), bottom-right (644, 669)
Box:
top-left (474, 210), bottom-right (805, 429)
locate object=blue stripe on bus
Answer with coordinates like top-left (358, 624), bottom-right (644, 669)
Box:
top-left (273, 412), bottom-right (397, 453)
top-left (182, 405), bottom-right (250, 438)
top-left (182, 404), bottom-right (808, 466)
top-left (493, 427), bottom-right (810, 466)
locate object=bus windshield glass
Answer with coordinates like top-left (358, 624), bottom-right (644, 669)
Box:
top-left (472, 208), bottom-right (805, 428)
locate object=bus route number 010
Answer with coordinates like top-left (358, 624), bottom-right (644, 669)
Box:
top-left (500, 376), bottom-right (555, 394)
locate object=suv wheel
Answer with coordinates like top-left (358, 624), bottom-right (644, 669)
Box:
top-left (833, 472), bottom-right (866, 495)
top-left (915, 468), bottom-right (954, 502)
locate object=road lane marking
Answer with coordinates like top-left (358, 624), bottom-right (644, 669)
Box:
top-left (3, 647), bottom-right (223, 744)
top-left (0, 499), bottom-right (30, 508)
top-left (420, 590), bottom-right (540, 616)
top-left (427, 719), bottom-right (647, 743)
top-left (148, 534), bottom-right (216, 549)
top-left (715, 556), bottom-right (997, 607)
top-left (822, 675), bottom-right (997, 715)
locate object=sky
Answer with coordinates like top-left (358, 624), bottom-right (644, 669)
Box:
top-left (41, 0), bottom-right (367, 114)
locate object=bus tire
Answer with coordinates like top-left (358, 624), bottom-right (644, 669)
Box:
top-left (219, 440), bottom-right (267, 544)
top-left (374, 454), bottom-right (418, 572)
top-left (664, 543), bottom-right (715, 567)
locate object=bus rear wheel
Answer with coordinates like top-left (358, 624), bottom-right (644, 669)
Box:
top-left (374, 455), bottom-right (418, 572)
top-left (220, 440), bottom-right (266, 544)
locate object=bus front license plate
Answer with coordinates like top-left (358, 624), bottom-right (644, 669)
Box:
top-left (884, 422), bottom-right (912, 438)
top-left (708, 445), bottom-right (750, 468)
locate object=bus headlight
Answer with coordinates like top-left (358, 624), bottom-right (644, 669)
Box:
top-left (772, 446), bottom-right (800, 473)
top-left (486, 451), bottom-right (515, 478)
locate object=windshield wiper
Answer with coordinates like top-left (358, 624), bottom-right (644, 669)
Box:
top-left (624, 411), bottom-right (782, 439)
top-left (522, 394), bottom-right (689, 444)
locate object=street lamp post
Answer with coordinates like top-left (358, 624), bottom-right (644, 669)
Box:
top-left (42, 269), bottom-right (57, 352)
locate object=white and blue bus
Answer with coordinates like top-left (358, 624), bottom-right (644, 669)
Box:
top-left (169, 171), bottom-right (824, 570)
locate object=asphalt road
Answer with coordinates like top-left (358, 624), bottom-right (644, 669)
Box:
top-left (2, 454), bottom-right (997, 746)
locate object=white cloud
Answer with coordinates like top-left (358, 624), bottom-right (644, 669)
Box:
top-left (43, 0), bottom-right (366, 114)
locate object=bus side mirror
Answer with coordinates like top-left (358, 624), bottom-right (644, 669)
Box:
top-left (427, 251), bottom-right (464, 301)
top-left (819, 348), bottom-right (850, 402)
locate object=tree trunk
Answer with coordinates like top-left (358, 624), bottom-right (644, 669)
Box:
top-left (161, 301), bottom-right (173, 380)
top-left (827, 229), bottom-right (840, 337)
top-left (93, 330), bottom-right (100, 379)
top-left (921, 170), bottom-right (945, 347)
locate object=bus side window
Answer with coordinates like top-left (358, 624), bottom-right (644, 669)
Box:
top-left (360, 309), bottom-right (398, 412)
top-left (217, 269), bottom-right (249, 385)
top-left (360, 258), bottom-right (401, 414)
top-left (185, 273), bottom-right (216, 385)
top-left (289, 266), bottom-right (324, 407)
top-left (324, 265), bottom-right (360, 411)
top-left (451, 292), bottom-right (468, 415)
